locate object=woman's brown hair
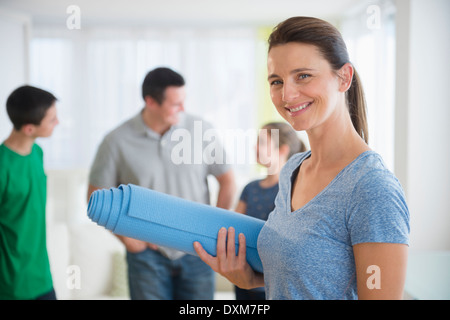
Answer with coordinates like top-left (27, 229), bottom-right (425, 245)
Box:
top-left (268, 16), bottom-right (369, 143)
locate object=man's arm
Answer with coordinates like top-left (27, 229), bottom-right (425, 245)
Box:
top-left (214, 170), bottom-right (236, 210)
top-left (87, 184), bottom-right (99, 203)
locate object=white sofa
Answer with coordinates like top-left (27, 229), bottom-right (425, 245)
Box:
top-left (45, 169), bottom-right (235, 300)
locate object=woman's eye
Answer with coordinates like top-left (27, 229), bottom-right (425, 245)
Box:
top-left (298, 74), bottom-right (311, 80)
top-left (270, 80), bottom-right (283, 86)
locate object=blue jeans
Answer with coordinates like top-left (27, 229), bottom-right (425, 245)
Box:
top-left (126, 248), bottom-right (215, 300)
top-left (235, 286), bottom-right (265, 300)
top-left (35, 288), bottom-right (57, 300)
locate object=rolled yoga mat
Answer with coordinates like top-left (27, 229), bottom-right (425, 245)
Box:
top-left (87, 184), bottom-right (264, 273)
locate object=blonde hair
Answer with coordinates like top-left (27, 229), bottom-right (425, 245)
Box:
top-left (262, 122), bottom-right (307, 159)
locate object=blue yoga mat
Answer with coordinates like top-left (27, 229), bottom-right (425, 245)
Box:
top-left (87, 184), bottom-right (264, 273)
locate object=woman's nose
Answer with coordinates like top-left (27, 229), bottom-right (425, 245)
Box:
top-left (282, 82), bottom-right (300, 103)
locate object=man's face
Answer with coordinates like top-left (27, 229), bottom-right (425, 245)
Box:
top-left (157, 86), bottom-right (186, 127)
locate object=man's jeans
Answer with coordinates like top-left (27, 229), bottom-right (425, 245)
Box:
top-left (126, 248), bottom-right (215, 300)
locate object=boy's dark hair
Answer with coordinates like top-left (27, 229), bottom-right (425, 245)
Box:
top-left (142, 67), bottom-right (185, 105)
top-left (6, 85), bottom-right (57, 130)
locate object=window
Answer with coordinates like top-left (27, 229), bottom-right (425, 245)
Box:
top-left (341, 0), bottom-right (397, 170)
top-left (30, 27), bottom-right (258, 176)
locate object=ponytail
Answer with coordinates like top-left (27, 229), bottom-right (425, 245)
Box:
top-left (347, 69), bottom-right (369, 144)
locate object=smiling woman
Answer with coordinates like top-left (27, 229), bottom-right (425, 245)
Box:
top-left (194, 16), bottom-right (410, 300)
top-left (267, 16), bottom-right (368, 144)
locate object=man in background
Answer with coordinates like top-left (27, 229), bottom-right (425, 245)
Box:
top-left (87, 67), bottom-right (235, 300)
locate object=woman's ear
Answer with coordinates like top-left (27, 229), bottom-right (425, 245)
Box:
top-left (338, 63), bottom-right (354, 93)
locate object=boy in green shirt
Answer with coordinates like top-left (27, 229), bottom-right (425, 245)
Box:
top-left (0, 85), bottom-right (59, 299)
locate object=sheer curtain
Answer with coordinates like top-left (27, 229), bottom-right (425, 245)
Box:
top-left (30, 7), bottom-right (397, 174)
top-left (341, 0), bottom-right (397, 170)
top-left (30, 26), bottom-right (258, 175)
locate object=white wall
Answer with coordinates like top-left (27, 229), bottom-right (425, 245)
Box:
top-left (0, 10), bottom-right (30, 138)
top-left (395, 0), bottom-right (450, 251)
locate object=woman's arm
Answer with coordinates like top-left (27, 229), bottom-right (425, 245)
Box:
top-left (353, 242), bottom-right (408, 299)
top-left (194, 227), bottom-right (264, 289)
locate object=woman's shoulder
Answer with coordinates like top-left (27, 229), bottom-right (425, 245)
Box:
top-left (347, 151), bottom-right (400, 187)
top-left (346, 152), bottom-right (410, 245)
top-left (347, 151), bottom-right (407, 208)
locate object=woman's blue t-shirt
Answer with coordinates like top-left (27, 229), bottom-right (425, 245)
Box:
top-left (257, 151), bottom-right (410, 300)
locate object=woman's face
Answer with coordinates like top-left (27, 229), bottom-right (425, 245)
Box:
top-left (267, 42), bottom-right (349, 133)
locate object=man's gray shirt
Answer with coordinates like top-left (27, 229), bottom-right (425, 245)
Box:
top-left (89, 110), bottom-right (231, 259)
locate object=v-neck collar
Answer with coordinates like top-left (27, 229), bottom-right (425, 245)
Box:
top-left (287, 150), bottom-right (375, 214)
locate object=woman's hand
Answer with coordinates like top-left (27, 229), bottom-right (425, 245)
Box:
top-left (193, 227), bottom-right (264, 290)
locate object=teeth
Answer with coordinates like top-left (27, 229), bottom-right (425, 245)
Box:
top-left (289, 103), bottom-right (310, 112)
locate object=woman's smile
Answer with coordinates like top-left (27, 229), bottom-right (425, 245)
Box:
top-left (284, 101), bottom-right (313, 116)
